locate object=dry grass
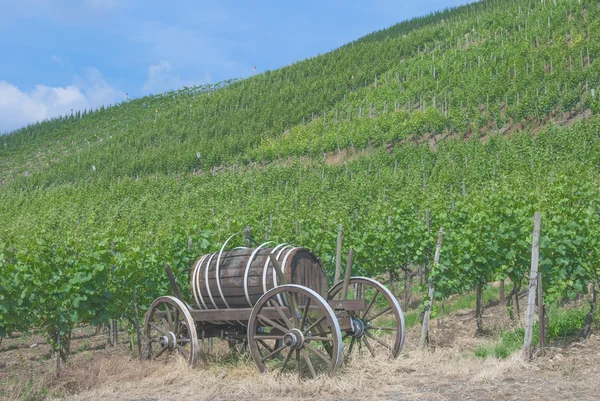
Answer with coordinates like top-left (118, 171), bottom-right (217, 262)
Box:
top-left (42, 339), bottom-right (539, 401)
top-left (4, 303), bottom-right (600, 400)
top-left (3, 336), bottom-right (598, 401)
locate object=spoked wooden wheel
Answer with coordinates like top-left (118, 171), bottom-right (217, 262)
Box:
top-left (143, 296), bottom-right (199, 365)
top-left (248, 284), bottom-right (342, 378)
top-left (329, 277), bottom-right (405, 358)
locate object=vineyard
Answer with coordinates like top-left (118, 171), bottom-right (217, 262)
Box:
top-left (1, 0), bottom-right (600, 399)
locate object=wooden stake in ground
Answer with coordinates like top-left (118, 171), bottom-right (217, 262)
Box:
top-left (133, 288), bottom-right (143, 359)
top-left (420, 228), bottom-right (444, 348)
top-left (523, 212), bottom-right (541, 361)
top-left (537, 272), bottom-right (545, 356)
top-left (334, 224), bottom-right (343, 283)
top-left (341, 249), bottom-right (354, 300)
top-left (403, 266), bottom-right (411, 310)
top-left (582, 280), bottom-right (597, 339)
top-left (424, 210), bottom-right (431, 277)
top-left (110, 320), bottom-right (118, 347)
top-left (56, 329), bottom-right (61, 377)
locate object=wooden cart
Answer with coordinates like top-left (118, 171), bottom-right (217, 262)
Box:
top-left (143, 234), bottom-right (405, 378)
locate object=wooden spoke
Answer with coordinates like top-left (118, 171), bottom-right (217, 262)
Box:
top-left (362, 336), bottom-right (376, 357)
top-left (303, 315), bottom-right (326, 335)
top-left (311, 330), bottom-right (333, 336)
top-left (260, 344), bottom-right (287, 362)
top-left (165, 305), bottom-right (173, 329)
top-left (305, 336), bottom-right (332, 342)
top-left (305, 343), bottom-right (331, 365)
top-left (295, 349), bottom-right (300, 371)
top-left (348, 337), bottom-right (356, 354)
top-left (369, 326), bottom-right (397, 331)
top-left (177, 345), bottom-right (189, 359)
top-left (149, 322), bottom-right (167, 335)
top-left (280, 348), bottom-right (294, 375)
top-left (362, 290), bottom-right (380, 319)
top-left (257, 339), bottom-right (275, 354)
top-left (271, 300), bottom-right (293, 329)
top-left (256, 342), bottom-right (266, 359)
top-left (366, 306), bottom-right (392, 323)
top-left (160, 316), bottom-right (170, 331)
top-left (365, 332), bottom-right (393, 351)
top-left (176, 323), bottom-right (186, 337)
top-left (253, 334), bottom-right (285, 340)
top-left (287, 291), bottom-right (299, 328)
top-left (301, 348), bottom-right (317, 378)
top-left (257, 314), bottom-right (289, 334)
top-left (300, 298), bottom-right (311, 330)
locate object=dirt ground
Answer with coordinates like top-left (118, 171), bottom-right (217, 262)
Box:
top-left (1, 302), bottom-right (599, 401)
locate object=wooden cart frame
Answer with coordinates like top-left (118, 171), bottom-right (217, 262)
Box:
top-left (143, 236), bottom-right (405, 378)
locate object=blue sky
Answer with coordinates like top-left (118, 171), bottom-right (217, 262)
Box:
top-left (0, 0), bottom-right (467, 133)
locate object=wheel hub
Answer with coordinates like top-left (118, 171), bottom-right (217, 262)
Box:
top-left (159, 332), bottom-right (177, 350)
top-left (283, 328), bottom-right (304, 349)
top-left (350, 317), bottom-right (366, 338)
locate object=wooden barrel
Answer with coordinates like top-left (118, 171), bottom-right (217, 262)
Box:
top-left (190, 243), bottom-right (327, 309)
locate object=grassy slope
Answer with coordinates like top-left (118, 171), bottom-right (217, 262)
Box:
top-left (2, 0), bottom-right (598, 187)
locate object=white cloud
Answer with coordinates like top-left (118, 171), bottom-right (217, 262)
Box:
top-left (75, 67), bottom-right (123, 106)
top-left (0, 69), bottom-right (123, 134)
top-left (142, 60), bottom-right (211, 95)
top-left (132, 22), bottom-right (238, 94)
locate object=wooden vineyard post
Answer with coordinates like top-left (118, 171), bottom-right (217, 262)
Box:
top-left (441, 299), bottom-right (445, 321)
top-left (425, 210), bottom-right (431, 277)
top-left (110, 244), bottom-right (118, 347)
top-left (523, 212), bottom-right (541, 361)
top-left (110, 320), bottom-right (118, 347)
top-left (403, 267), bottom-right (409, 309)
top-left (244, 226), bottom-right (253, 247)
top-left (537, 272), bottom-right (545, 356)
top-left (342, 249), bottom-right (354, 300)
top-left (420, 210), bottom-right (431, 286)
top-left (56, 329), bottom-right (61, 377)
top-left (334, 224), bottom-right (343, 283)
top-left (133, 288), bottom-right (143, 359)
top-left (420, 228), bottom-right (443, 348)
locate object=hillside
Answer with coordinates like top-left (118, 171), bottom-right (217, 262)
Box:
top-left (2, 0), bottom-right (599, 185)
top-left (1, 0), bottom-right (600, 376)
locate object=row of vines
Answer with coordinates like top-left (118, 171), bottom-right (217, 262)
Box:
top-left (2, 116), bottom-right (600, 348)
